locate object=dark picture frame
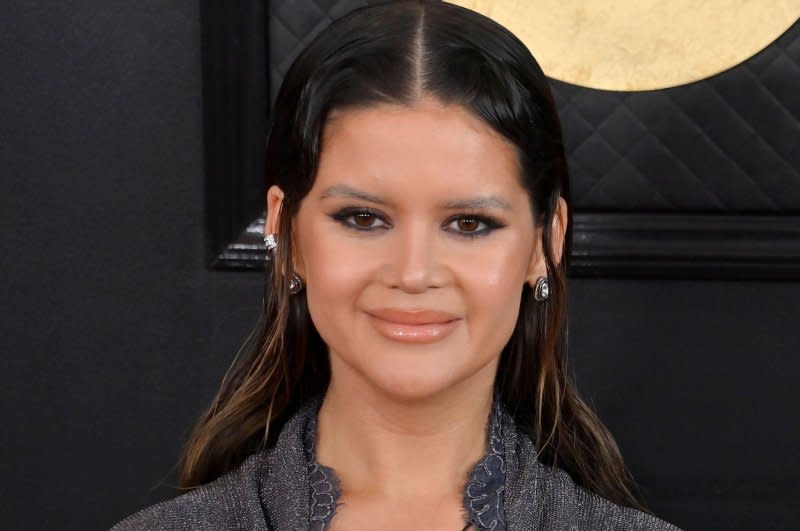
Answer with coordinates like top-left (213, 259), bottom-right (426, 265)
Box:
top-left (202, 2), bottom-right (800, 279)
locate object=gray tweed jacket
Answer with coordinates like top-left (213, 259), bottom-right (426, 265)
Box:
top-left (112, 400), bottom-right (680, 530)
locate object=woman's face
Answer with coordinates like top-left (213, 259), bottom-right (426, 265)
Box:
top-left (270, 97), bottom-right (548, 401)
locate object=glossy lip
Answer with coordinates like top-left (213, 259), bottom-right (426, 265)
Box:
top-left (365, 308), bottom-right (462, 344)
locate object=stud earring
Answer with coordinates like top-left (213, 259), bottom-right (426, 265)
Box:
top-left (287, 272), bottom-right (304, 295)
top-left (533, 276), bottom-right (550, 302)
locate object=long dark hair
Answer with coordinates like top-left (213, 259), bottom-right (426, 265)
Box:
top-left (179, 0), bottom-right (645, 511)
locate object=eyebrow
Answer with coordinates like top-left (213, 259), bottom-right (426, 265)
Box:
top-left (442, 197), bottom-right (512, 211)
top-left (320, 184), bottom-right (386, 204)
top-left (320, 184), bottom-right (512, 211)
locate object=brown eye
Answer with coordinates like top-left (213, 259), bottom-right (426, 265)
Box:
top-left (456, 217), bottom-right (481, 232)
top-left (445, 215), bottom-right (502, 237)
top-left (353, 212), bottom-right (378, 228)
top-left (331, 208), bottom-right (389, 231)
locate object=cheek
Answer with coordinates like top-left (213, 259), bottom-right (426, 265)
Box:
top-left (304, 238), bottom-right (362, 298)
top-left (464, 233), bottom-right (531, 294)
top-left (458, 241), bottom-right (529, 348)
top-left (295, 218), bottom-right (375, 336)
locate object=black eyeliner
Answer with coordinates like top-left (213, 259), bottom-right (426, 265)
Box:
top-left (444, 213), bottom-right (507, 238)
top-left (329, 206), bottom-right (390, 231)
top-left (329, 207), bottom-right (506, 237)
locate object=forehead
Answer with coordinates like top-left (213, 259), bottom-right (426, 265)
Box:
top-left (314, 98), bottom-right (527, 203)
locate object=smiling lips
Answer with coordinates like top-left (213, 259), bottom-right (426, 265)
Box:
top-left (365, 308), bottom-right (462, 344)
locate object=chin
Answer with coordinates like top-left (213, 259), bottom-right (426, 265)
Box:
top-left (372, 373), bottom-right (455, 402)
top-left (359, 354), bottom-right (486, 403)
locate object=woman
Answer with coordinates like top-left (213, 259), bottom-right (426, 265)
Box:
top-left (114, 1), bottom-right (678, 529)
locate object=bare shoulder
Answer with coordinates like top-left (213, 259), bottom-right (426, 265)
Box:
top-left (110, 453), bottom-right (270, 531)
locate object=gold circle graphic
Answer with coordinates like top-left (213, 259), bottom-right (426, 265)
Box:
top-left (449, 0), bottom-right (800, 91)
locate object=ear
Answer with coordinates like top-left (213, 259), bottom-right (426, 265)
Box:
top-left (526, 197), bottom-right (569, 286)
top-left (264, 185), bottom-right (306, 278)
top-left (264, 185), bottom-right (284, 237)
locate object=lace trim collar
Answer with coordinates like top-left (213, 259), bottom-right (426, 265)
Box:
top-left (303, 400), bottom-right (507, 530)
top-left (303, 415), bottom-right (341, 531)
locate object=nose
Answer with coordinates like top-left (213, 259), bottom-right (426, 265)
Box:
top-left (387, 220), bottom-right (442, 293)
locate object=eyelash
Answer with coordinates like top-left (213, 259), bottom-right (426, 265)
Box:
top-left (329, 207), bottom-right (506, 238)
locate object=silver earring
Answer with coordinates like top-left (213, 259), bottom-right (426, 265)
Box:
top-left (287, 272), bottom-right (304, 295)
top-left (533, 276), bottom-right (550, 302)
top-left (263, 233), bottom-right (278, 252)
top-left (263, 234), bottom-right (277, 261)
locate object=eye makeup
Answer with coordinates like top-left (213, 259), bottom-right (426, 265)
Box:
top-left (329, 206), bottom-right (390, 232)
top-left (328, 206), bottom-right (506, 238)
top-left (443, 213), bottom-right (506, 238)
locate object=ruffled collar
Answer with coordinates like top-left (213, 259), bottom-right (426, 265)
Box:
top-left (302, 399), bottom-right (507, 530)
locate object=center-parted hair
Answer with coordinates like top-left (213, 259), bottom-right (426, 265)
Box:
top-left (178, 0), bottom-right (646, 511)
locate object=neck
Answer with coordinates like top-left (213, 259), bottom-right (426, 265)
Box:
top-left (316, 370), bottom-right (495, 501)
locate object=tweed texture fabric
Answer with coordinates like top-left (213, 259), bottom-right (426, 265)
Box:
top-left (112, 399), bottom-right (680, 530)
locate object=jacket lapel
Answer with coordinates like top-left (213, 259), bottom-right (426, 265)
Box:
top-left (258, 400), bottom-right (319, 530)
